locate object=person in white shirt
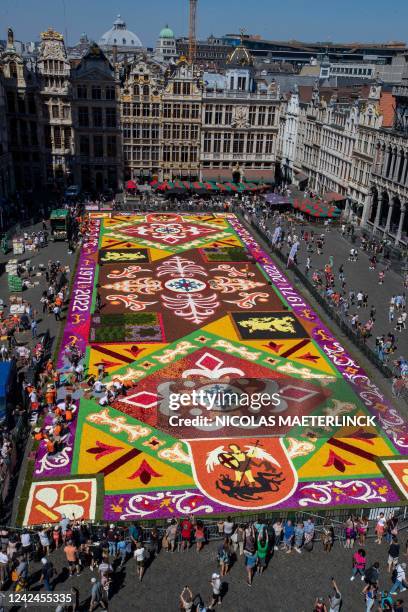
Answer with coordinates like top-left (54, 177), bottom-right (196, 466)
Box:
top-left (134, 542), bottom-right (145, 581)
top-left (21, 530), bottom-right (32, 560)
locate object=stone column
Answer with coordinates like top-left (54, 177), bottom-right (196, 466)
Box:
top-left (396, 205), bottom-right (406, 244)
top-left (361, 191), bottom-right (373, 227)
top-left (393, 153), bottom-right (402, 182)
top-left (374, 194), bottom-right (383, 229)
top-left (384, 199), bottom-right (394, 233)
top-left (382, 147), bottom-right (390, 177)
top-left (402, 155), bottom-right (408, 185)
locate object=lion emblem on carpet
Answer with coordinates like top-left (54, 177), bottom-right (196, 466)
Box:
top-left (238, 316), bottom-right (296, 334)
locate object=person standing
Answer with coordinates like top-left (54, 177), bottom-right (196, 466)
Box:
top-left (350, 548), bottom-right (366, 580)
top-left (89, 577), bottom-right (107, 611)
top-left (328, 579), bottom-right (341, 612)
top-left (209, 573), bottom-right (222, 607)
top-left (40, 557), bottom-right (54, 592)
top-left (388, 537), bottom-right (400, 573)
top-left (64, 540), bottom-right (79, 577)
top-left (134, 542), bottom-right (146, 582)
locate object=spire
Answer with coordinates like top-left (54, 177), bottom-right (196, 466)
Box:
top-left (6, 27), bottom-right (15, 52)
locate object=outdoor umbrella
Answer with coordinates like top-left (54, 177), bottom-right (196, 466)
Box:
top-left (292, 198), bottom-right (341, 218)
top-left (126, 180), bottom-right (137, 190)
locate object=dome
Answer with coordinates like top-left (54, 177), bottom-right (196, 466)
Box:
top-left (159, 25), bottom-right (174, 39)
top-left (99, 15), bottom-right (142, 49)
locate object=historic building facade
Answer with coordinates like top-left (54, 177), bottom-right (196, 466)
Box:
top-left (37, 27), bottom-right (73, 188)
top-left (121, 56), bottom-right (164, 182)
top-left (0, 28), bottom-right (43, 193)
top-left (366, 79), bottom-right (408, 244)
top-left (0, 70), bottom-right (14, 199)
top-left (201, 44), bottom-right (280, 183)
top-left (71, 43), bottom-right (122, 191)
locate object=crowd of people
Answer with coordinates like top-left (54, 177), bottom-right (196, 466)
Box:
top-left (0, 512), bottom-right (404, 610)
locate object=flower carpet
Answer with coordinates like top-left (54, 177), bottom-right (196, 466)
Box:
top-left (24, 213), bottom-right (408, 524)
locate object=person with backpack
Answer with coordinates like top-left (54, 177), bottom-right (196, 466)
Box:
top-left (217, 538), bottom-right (231, 577)
top-left (390, 562), bottom-right (407, 594)
top-left (364, 561), bottom-right (380, 587)
top-left (350, 548), bottom-right (366, 581)
top-left (388, 537), bottom-right (400, 573)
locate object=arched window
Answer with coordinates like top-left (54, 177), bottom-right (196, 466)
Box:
top-left (122, 38), bottom-right (126, 45)
top-left (133, 84), bottom-right (139, 97)
top-left (143, 85), bottom-right (149, 97)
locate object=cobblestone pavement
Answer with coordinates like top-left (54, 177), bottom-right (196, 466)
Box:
top-left (4, 535), bottom-right (408, 612)
top-left (262, 218), bottom-right (407, 356)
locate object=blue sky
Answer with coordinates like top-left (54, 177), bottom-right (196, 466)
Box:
top-left (1, 0), bottom-right (407, 47)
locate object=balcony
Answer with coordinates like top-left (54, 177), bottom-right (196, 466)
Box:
top-left (201, 152), bottom-right (270, 162)
top-left (204, 91), bottom-right (277, 100)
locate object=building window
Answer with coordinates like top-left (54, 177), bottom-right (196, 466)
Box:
top-left (249, 108), bottom-right (256, 126)
top-left (133, 84), bottom-right (140, 97)
top-left (142, 124), bottom-right (150, 139)
top-left (53, 126), bottom-right (61, 148)
top-left (63, 106), bottom-right (70, 119)
top-left (205, 105), bottom-right (213, 124)
top-left (64, 127), bottom-right (71, 149)
top-left (133, 146), bottom-right (141, 161)
top-left (143, 85), bottom-right (149, 97)
top-left (182, 124), bottom-right (189, 140)
top-left (77, 85), bottom-right (87, 99)
top-left (247, 133), bottom-right (254, 153)
top-left (173, 104), bottom-right (181, 119)
top-left (151, 123), bottom-right (160, 140)
top-left (237, 76), bottom-right (247, 91)
top-left (191, 104), bottom-right (200, 119)
top-left (52, 105), bottom-right (59, 118)
top-left (142, 103), bottom-right (150, 117)
top-left (163, 146), bottom-right (171, 162)
top-left (183, 82), bottom-right (191, 95)
top-left (80, 135), bottom-right (90, 155)
top-left (163, 124), bottom-right (171, 140)
top-left (173, 82), bottom-right (182, 95)
top-left (123, 103), bottom-right (130, 116)
top-left (181, 146), bottom-right (189, 162)
top-left (78, 107), bottom-right (89, 127)
top-left (172, 124), bottom-right (181, 139)
top-left (123, 123), bottom-right (131, 139)
top-left (265, 135), bottom-right (273, 155)
top-left (258, 107), bottom-right (266, 126)
top-left (225, 105), bottom-right (232, 125)
top-left (256, 134), bottom-right (264, 153)
top-left (191, 124), bottom-right (199, 140)
top-left (267, 108), bottom-right (275, 126)
top-left (133, 103), bottom-right (141, 117)
top-left (182, 104), bottom-right (190, 119)
top-left (142, 147), bottom-right (150, 161)
top-left (163, 103), bottom-right (171, 118)
top-left (132, 124), bottom-right (141, 139)
top-left (223, 133), bottom-right (231, 153)
top-left (124, 145), bottom-right (132, 161)
top-left (190, 148), bottom-right (198, 163)
top-left (213, 133), bottom-right (222, 153)
top-left (214, 105), bottom-right (222, 124)
top-left (204, 134), bottom-right (211, 153)
top-left (105, 107), bottom-right (116, 127)
top-left (152, 103), bottom-right (160, 117)
top-left (92, 107), bottom-right (103, 128)
top-left (92, 86), bottom-right (102, 100)
top-left (93, 135), bottom-right (104, 157)
top-left (233, 133), bottom-right (245, 154)
top-left (106, 86), bottom-right (115, 100)
top-left (107, 136), bottom-right (117, 157)
top-left (151, 146), bottom-right (159, 161)
top-left (172, 147), bottom-right (180, 162)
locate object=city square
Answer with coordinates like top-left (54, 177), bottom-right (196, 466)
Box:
top-left (0, 0), bottom-right (407, 610)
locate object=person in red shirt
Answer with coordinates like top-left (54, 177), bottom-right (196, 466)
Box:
top-left (180, 517), bottom-right (193, 551)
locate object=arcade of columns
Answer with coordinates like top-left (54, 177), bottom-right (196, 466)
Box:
top-left (363, 135), bottom-right (408, 245)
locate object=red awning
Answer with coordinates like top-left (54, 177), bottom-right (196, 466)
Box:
top-left (126, 180), bottom-right (137, 190)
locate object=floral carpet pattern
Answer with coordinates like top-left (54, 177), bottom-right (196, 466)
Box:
top-left (26, 213), bottom-right (407, 524)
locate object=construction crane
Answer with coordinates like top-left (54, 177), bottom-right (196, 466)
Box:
top-left (188, 0), bottom-right (198, 64)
